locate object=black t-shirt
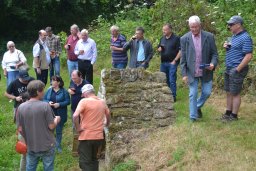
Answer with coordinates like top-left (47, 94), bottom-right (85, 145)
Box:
top-left (7, 78), bottom-right (35, 108)
top-left (158, 34), bottom-right (180, 63)
top-left (69, 79), bottom-right (89, 111)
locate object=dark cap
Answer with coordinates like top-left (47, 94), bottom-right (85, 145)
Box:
top-left (19, 70), bottom-right (31, 81)
top-left (45, 26), bottom-right (52, 32)
top-left (227, 15), bottom-right (243, 25)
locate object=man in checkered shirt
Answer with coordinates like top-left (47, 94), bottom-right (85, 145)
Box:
top-left (45, 26), bottom-right (62, 81)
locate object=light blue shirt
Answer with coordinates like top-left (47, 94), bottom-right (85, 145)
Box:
top-left (137, 41), bottom-right (145, 62)
top-left (74, 38), bottom-right (97, 64)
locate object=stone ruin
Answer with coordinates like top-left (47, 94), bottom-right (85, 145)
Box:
top-left (98, 68), bottom-right (176, 168)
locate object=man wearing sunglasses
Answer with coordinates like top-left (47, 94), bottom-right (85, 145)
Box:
top-left (221, 15), bottom-right (253, 122)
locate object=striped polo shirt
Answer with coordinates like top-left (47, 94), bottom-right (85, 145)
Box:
top-left (111, 34), bottom-right (128, 64)
top-left (226, 30), bottom-right (253, 68)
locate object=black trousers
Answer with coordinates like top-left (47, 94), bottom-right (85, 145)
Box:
top-left (78, 59), bottom-right (93, 84)
top-left (78, 140), bottom-right (103, 171)
top-left (34, 68), bottom-right (48, 85)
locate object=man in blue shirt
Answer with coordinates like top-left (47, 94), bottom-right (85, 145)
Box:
top-left (221, 16), bottom-right (253, 122)
top-left (123, 27), bottom-right (153, 69)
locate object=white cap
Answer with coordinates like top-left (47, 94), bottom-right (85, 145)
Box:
top-left (81, 84), bottom-right (95, 94)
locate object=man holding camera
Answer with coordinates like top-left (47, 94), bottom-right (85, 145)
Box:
top-left (4, 70), bottom-right (34, 119)
top-left (157, 23), bottom-right (181, 102)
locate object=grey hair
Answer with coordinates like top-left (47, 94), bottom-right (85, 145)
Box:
top-left (110, 25), bottom-right (119, 32)
top-left (7, 41), bottom-right (15, 48)
top-left (188, 15), bottom-right (201, 25)
top-left (81, 29), bottom-right (89, 35)
top-left (71, 24), bottom-right (80, 32)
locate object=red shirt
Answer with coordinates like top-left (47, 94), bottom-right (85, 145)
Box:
top-left (65, 35), bottom-right (79, 61)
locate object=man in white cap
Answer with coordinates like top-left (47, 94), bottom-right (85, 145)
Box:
top-left (221, 15), bottom-right (253, 122)
top-left (73, 84), bottom-right (110, 171)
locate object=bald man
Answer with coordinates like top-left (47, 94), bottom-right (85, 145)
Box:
top-left (33, 30), bottom-right (51, 85)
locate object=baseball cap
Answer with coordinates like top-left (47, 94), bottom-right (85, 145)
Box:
top-left (19, 70), bottom-right (31, 81)
top-left (81, 84), bottom-right (95, 94)
top-left (227, 15), bottom-right (243, 25)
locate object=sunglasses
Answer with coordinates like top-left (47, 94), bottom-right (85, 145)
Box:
top-left (228, 23), bottom-right (236, 27)
top-left (9, 46), bottom-right (15, 48)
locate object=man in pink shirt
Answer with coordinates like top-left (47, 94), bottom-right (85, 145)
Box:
top-left (180, 15), bottom-right (218, 121)
top-left (73, 84), bottom-right (110, 171)
top-left (64, 24), bottom-right (80, 78)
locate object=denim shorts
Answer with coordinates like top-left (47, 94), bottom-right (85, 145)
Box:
top-left (224, 66), bottom-right (248, 95)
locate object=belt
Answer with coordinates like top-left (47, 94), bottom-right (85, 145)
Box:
top-left (78, 59), bottom-right (91, 62)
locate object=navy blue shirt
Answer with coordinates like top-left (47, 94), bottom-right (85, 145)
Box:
top-left (69, 79), bottom-right (89, 111)
top-left (226, 30), bottom-right (253, 67)
top-left (158, 33), bottom-right (180, 63)
top-left (111, 34), bottom-right (128, 64)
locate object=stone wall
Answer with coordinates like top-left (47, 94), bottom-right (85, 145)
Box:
top-left (98, 68), bottom-right (176, 168)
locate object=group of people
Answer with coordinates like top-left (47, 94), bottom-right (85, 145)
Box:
top-left (180, 15), bottom-right (252, 122)
top-left (1, 13), bottom-right (253, 171)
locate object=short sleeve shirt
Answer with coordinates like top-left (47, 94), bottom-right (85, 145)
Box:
top-left (7, 78), bottom-right (34, 108)
top-left (76, 96), bottom-right (109, 140)
top-left (17, 100), bottom-right (55, 152)
top-left (226, 30), bottom-right (253, 67)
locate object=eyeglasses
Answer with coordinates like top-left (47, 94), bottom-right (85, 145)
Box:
top-left (9, 46), bottom-right (15, 48)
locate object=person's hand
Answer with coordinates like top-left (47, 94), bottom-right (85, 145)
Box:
top-left (79, 50), bottom-right (84, 55)
top-left (49, 101), bottom-right (54, 106)
top-left (110, 46), bottom-right (117, 51)
top-left (223, 41), bottom-right (229, 48)
top-left (36, 68), bottom-right (41, 75)
top-left (15, 96), bottom-right (22, 102)
top-left (54, 116), bottom-right (61, 125)
top-left (170, 60), bottom-right (176, 65)
top-left (206, 63), bottom-right (214, 71)
top-left (182, 76), bottom-right (188, 84)
top-left (3, 70), bottom-right (7, 77)
top-left (130, 35), bottom-right (137, 41)
top-left (15, 64), bottom-right (19, 69)
top-left (68, 88), bottom-right (75, 95)
top-left (53, 103), bottom-right (60, 108)
top-left (157, 47), bottom-right (162, 52)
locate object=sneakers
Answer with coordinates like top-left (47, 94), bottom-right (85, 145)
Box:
top-left (221, 114), bottom-right (238, 122)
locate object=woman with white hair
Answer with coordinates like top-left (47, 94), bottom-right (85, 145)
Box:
top-left (2, 41), bottom-right (27, 86)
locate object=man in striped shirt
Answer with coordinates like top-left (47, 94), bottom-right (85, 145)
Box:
top-left (222, 16), bottom-right (253, 122)
top-left (110, 25), bottom-right (128, 69)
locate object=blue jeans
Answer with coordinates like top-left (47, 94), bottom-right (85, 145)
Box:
top-left (67, 60), bottom-right (78, 79)
top-left (56, 122), bottom-right (64, 150)
top-left (160, 62), bottom-right (178, 97)
top-left (7, 70), bottom-right (19, 86)
top-left (112, 63), bottom-right (127, 69)
top-left (49, 56), bottom-right (60, 79)
top-left (26, 147), bottom-right (55, 171)
top-left (189, 77), bottom-right (212, 119)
